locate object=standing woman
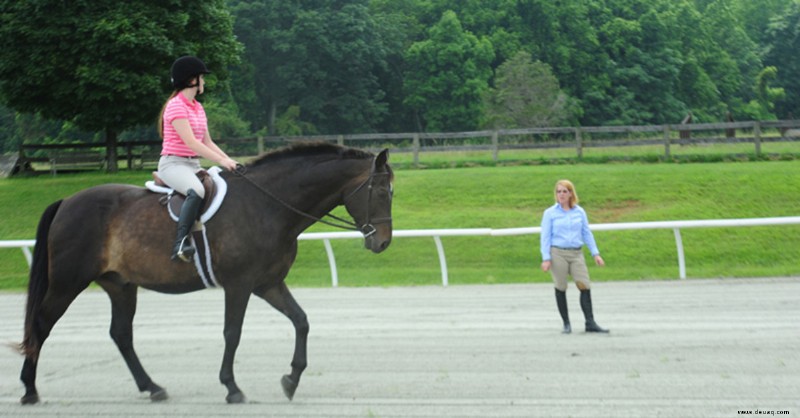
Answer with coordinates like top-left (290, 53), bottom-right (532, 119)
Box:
top-left (158, 56), bottom-right (239, 262)
top-left (540, 180), bottom-right (609, 333)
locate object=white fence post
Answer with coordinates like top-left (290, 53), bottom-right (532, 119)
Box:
top-left (22, 246), bottom-right (32, 266)
top-left (673, 228), bottom-right (686, 279)
top-left (322, 238), bottom-right (338, 287)
top-left (433, 236), bottom-right (448, 287)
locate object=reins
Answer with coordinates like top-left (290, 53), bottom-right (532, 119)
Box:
top-left (231, 159), bottom-right (389, 235)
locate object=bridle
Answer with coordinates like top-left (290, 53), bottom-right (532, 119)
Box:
top-left (233, 156), bottom-right (392, 237)
top-left (342, 163), bottom-right (392, 238)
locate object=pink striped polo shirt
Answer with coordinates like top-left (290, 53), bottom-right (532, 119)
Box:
top-left (161, 92), bottom-right (207, 157)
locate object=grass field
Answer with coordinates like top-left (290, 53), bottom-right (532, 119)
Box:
top-left (1, 158), bottom-right (799, 290)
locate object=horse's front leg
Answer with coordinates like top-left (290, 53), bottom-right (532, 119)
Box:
top-left (98, 281), bottom-right (168, 402)
top-left (220, 288), bottom-right (250, 403)
top-left (253, 282), bottom-right (308, 400)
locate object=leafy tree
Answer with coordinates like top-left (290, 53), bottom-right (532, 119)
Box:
top-left (764, 1), bottom-right (800, 118)
top-left (0, 105), bottom-right (17, 154)
top-left (483, 51), bottom-right (575, 128)
top-left (227, 0), bottom-right (285, 135)
top-left (0, 108), bottom-right (98, 155)
top-left (368, 0), bottom-right (432, 132)
top-left (274, 106), bottom-right (317, 136)
top-left (699, 0), bottom-right (762, 119)
top-left (601, 9), bottom-right (688, 124)
top-left (232, 0), bottom-right (797, 130)
top-left (428, 0), bottom-right (522, 66)
top-left (514, 0), bottom-right (609, 125)
top-left (230, 0), bottom-right (389, 135)
top-left (369, 0), bottom-right (432, 42)
top-left (740, 66), bottom-right (785, 120)
top-left (677, 0), bottom-right (781, 122)
top-left (204, 99), bottom-right (251, 140)
top-left (0, 0), bottom-right (241, 171)
top-left (403, 11), bottom-right (494, 131)
top-left (727, 0), bottom-right (795, 45)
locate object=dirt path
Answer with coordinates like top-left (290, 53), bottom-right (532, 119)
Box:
top-left (1, 278), bottom-right (798, 417)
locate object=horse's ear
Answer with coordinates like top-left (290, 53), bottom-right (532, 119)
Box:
top-left (374, 148), bottom-right (389, 168)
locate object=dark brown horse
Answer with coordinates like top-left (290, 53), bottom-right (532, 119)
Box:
top-left (18, 143), bottom-right (393, 404)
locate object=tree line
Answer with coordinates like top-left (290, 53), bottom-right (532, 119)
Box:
top-left (1, 0), bottom-right (799, 167)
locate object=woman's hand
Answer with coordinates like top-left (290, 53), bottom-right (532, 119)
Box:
top-left (594, 255), bottom-right (605, 267)
top-left (218, 157), bottom-right (239, 172)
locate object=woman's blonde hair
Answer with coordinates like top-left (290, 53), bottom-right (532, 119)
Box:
top-left (554, 179), bottom-right (579, 208)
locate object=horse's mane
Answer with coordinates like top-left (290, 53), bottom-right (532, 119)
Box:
top-left (248, 142), bottom-right (373, 167)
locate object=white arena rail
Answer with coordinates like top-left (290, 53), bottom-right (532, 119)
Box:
top-left (3, 216), bottom-right (800, 286)
top-left (0, 240), bottom-right (35, 267)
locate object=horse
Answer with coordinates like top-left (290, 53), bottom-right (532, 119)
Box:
top-left (18, 142), bottom-right (393, 404)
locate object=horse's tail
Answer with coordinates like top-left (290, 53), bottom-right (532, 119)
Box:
top-left (19, 200), bottom-right (63, 359)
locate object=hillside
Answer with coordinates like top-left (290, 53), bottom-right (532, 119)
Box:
top-left (1, 161), bottom-right (799, 289)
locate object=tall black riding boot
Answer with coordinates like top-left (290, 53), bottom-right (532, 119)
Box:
top-left (171, 189), bottom-right (203, 263)
top-left (580, 289), bottom-right (609, 333)
top-left (555, 289), bottom-right (571, 334)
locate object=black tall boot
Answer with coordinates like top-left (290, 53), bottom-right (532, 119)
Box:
top-left (171, 189), bottom-right (203, 262)
top-left (580, 289), bottom-right (609, 333)
top-left (555, 289), bottom-right (571, 334)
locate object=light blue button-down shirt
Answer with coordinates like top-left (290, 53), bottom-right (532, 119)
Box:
top-left (540, 203), bottom-right (600, 261)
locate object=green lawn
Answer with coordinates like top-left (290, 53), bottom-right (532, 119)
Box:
top-left (1, 160), bottom-right (799, 290)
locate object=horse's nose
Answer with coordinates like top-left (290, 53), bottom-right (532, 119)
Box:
top-left (368, 237), bottom-right (391, 253)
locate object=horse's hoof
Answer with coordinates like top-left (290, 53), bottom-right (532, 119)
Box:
top-left (281, 375), bottom-right (297, 401)
top-left (145, 382), bottom-right (168, 402)
top-left (150, 388), bottom-right (168, 402)
top-left (226, 392), bottom-right (247, 404)
top-left (20, 393), bottom-right (40, 405)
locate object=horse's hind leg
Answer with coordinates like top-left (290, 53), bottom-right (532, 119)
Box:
top-left (20, 285), bottom-right (87, 404)
top-left (97, 280), bottom-right (167, 401)
top-left (253, 282), bottom-right (309, 401)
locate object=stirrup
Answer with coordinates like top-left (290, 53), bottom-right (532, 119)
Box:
top-left (172, 236), bottom-right (195, 263)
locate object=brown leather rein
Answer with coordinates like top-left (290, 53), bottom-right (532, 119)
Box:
top-left (232, 157), bottom-right (391, 237)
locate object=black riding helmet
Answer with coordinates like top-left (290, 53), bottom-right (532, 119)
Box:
top-left (170, 56), bottom-right (211, 90)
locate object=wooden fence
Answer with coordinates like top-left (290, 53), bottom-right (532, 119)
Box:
top-left (15, 120), bottom-right (800, 173)
top-left (18, 140), bottom-right (162, 174)
top-left (250, 120), bottom-right (800, 164)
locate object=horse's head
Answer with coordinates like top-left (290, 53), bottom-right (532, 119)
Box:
top-left (343, 149), bottom-right (393, 253)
